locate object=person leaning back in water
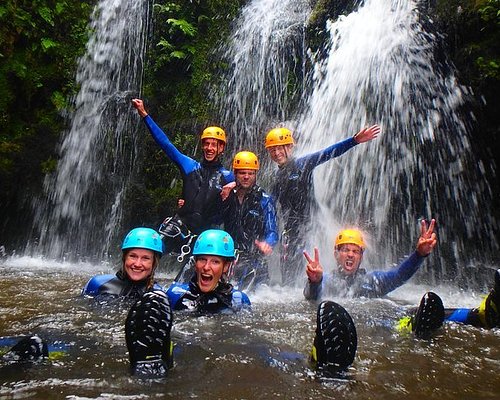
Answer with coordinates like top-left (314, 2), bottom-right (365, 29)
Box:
top-left (264, 125), bottom-right (380, 286)
top-left (303, 219), bottom-right (437, 300)
top-left (82, 227), bottom-right (166, 299)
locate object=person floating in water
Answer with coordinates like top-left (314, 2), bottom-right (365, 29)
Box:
top-left (397, 269), bottom-right (500, 338)
top-left (264, 125), bottom-right (380, 286)
top-left (132, 99), bottom-right (233, 257)
top-left (303, 219), bottom-right (437, 300)
top-left (222, 151), bottom-right (279, 291)
top-left (124, 229), bottom-right (250, 377)
top-left (82, 227), bottom-right (166, 300)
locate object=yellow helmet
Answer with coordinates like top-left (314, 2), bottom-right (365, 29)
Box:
top-left (334, 229), bottom-right (365, 250)
top-left (201, 126), bottom-right (226, 144)
top-left (264, 127), bottom-right (294, 148)
top-left (232, 151), bottom-right (260, 170)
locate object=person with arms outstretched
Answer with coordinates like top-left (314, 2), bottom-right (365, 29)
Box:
top-left (265, 125), bottom-right (380, 286)
top-left (132, 99), bottom-right (233, 256)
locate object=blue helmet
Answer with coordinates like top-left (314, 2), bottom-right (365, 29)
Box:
top-left (121, 227), bottom-right (163, 256)
top-left (192, 229), bottom-right (235, 259)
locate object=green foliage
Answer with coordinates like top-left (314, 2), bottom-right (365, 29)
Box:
top-left (0, 0), bottom-right (93, 209)
top-left (140, 0), bottom-right (244, 209)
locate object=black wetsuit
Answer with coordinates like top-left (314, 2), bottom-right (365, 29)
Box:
top-left (81, 271), bottom-right (165, 299)
top-left (271, 137), bottom-right (358, 285)
top-left (222, 185), bottom-right (278, 289)
top-left (142, 115), bottom-right (234, 234)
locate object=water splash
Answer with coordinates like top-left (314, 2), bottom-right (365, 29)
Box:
top-left (216, 0), bottom-right (311, 156)
top-left (32, 0), bottom-right (151, 260)
top-left (215, 0), bottom-right (497, 283)
top-left (298, 0), bottom-right (498, 278)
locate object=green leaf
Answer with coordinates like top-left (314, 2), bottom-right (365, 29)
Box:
top-left (38, 7), bottom-right (54, 26)
top-left (41, 38), bottom-right (58, 51)
top-left (167, 18), bottom-right (197, 37)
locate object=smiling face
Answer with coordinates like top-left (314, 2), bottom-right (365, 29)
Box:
top-left (202, 138), bottom-right (225, 162)
top-left (334, 244), bottom-right (363, 276)
top-left (194, 255), bottom-right (230, 293)
top-left (267, 144), bottom-right (293, 166)
top-left (123, 248), bottom-right (155, 282)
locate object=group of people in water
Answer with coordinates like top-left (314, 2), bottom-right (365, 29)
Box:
top-left (2, 98), bottom-right (499, 379)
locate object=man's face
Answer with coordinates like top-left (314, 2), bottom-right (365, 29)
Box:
top-left (334, 244), bottom-right (363, 276)
top-left (267, 144), bottom-right (293, 166)
top-left (235, 169), bottom-right (257, 189)
top-left (202, 138), bottom-right (224, 162)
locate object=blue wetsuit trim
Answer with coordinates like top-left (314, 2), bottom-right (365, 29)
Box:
top-left (261, 193), bottom-right (279, 246)
top-left (445, 308), bottom-right (471, 323)
top-left (295, 137), bottom-right (358, 170)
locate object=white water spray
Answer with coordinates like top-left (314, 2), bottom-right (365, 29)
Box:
top-left (298, 0), bottom-right (497, 276)
top-left (216, 0), bottom-right (497, 283)
top-left (33, 0), bottom-right (150, 260)
top-left (216, 0), bottom-right (311, 154)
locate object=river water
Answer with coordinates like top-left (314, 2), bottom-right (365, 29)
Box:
top-left (1, 257), bottom-right (498, 399)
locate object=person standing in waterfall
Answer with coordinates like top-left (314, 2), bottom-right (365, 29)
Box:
top-left (264, 125), bottom-right (380, 286)
top-left (131, 99), bottom-right (233, 253)
top-left (221, 151), bottom-right (279, 291)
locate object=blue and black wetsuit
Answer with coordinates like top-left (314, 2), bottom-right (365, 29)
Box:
top-left (143, 115), bottom-right (234, 234)
top-left (222, 185), bottom-right (279, 290)
top-left (304, 251), bottom-right (425, 300)
top-left (272, 138), bottom-right (358, 285)
top-left (166, 275), bottom-right (251, 313)
top-left (82, 270), bottom-right (166, 300)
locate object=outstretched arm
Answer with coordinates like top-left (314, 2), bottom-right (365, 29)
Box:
top-left (297, 125), bottom-right (380, 169)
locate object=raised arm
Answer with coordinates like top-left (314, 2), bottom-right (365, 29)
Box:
top-left (303, 247), bottom-right (324, 300)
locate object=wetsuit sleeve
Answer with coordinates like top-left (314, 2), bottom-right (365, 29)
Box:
top-left (445, 308), bottom-right (474, 324)
top-left (365, 252), bottom-right (425, 297)
top-left (166, 282), bottom-right (189, 310)
top-left (143, 115), bottom-right (199, 175)
top-left (81, 274), bottom-right (116, 296)
top-left (295, 137), bottom-right (358, 170)
top-left (232, 290), bottom-right (252, 310)
top-left (222, 169), bottom-right (235, 184)
top-left (261, 194), bottom-right (279, 246)
top-left (304, 278), bottom-right (323, 301)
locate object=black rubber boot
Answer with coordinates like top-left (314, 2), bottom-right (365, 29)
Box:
top-left (311, 301), bottom-right (357, 371)
top-left (3, 335), bottom-right (48, 361)
top-left (414, 292), bottom-right (445, 339)
top-left (125, 290), bottom-right (173, 378)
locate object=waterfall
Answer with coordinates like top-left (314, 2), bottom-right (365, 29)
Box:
top-left (216, 0), bottom-right (311, 157)
top-left (216, 0), bottom-right (497, 284)
top-left (32, 0), bottom-right (151, 260)
top-left (298, 0), bottom-right (498, 279)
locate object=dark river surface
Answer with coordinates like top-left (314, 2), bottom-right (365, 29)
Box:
top-left (1, 257), bottom-right (499, 399)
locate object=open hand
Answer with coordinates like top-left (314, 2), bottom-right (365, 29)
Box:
top-left (354, 124), bottom-right (380, 143)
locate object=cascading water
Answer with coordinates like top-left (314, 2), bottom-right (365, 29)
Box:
top-left (216, 0), bottom-right (311, 156)
top-left (216, 0), bottom-right (497, 285)
top-left (32, 0), bottom-right (151, 260)
top-left (298, 0), bottom-right (497, 282)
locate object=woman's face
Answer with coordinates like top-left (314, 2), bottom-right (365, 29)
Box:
top-left (123, 248), bottom-right (155, 282)
top-left (195, 255), bottom-right (230, 293)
